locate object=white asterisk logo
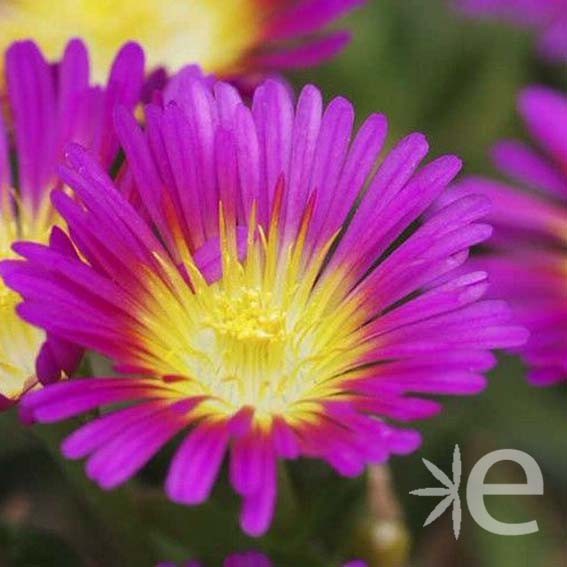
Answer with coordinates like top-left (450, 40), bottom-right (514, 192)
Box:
top-left (410, 445), bottom-right (462, 539)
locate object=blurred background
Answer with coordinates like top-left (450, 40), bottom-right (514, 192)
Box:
top-left (0, 1), bottom-right (566, 566)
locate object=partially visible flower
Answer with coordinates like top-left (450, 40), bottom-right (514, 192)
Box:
top-left (157, 554), bottom-right (365, 567)
top-left (456, 0), bottom-right (567, 62)
top-left (157, 552), bottom-right (268, 567)
top-left (0, 39), bottom-right (144, 408)
top-left (447, 86), bottom-right (567, 385)
top-left (0, 0), bottom-right (364, 82)
top-left (3, 76), bottom-right (526, 536)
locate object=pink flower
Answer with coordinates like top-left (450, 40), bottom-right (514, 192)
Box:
top-left (457, 0), bottom-right (567, 62)
top-left (447, 86), bottom-right (567, 385)
top-left (0, 1), bottom-right (365, 82)
top-left (0, 40), bottom-right (144, 408)
top-left (157, 553), bottom-right (365, 566)
top-left (3, 75), bottom-right (526, 535)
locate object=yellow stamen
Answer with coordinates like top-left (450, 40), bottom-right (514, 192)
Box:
top-left (0, 192), bottom-right (55, 400)
top-left (133, 205), bottom-right (372, 423)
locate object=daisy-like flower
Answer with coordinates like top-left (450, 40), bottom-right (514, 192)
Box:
top-left (0, 0), bottom-right (364, 83)
top-left (2, 76), bottom-right (526, 536)
top-left (456, 0), bottom-right (567, 62)
top-left (447, 86), bottom-right (567, 385)
top-left (0, 39), bottom-right (144, 408)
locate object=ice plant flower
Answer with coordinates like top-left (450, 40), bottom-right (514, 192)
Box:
top-left (456, 0), bottom-right (567, 62)
top-left (0, 0), bottom-right (364, 82)
top-left (3, 77), bottom-right (526, 536)
top-left (0, 39), bottom-right (144, 408)
top-left (447, 86), bottom-right (567, 385)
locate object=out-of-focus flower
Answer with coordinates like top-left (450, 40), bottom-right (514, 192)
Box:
top-left (157, 554), bottom-right (365, 566)
top-left (0, 39), bottom-right (145, 408)
top-left (456, 0), bottom-right (567, 62)
top-left (157, 552), bottom-right (268, 567)
top-left (0, 0), bottom-right (365, 82)
top-left (447, 86), bottom-right (567, 385)
top-left (3, 75), bottom-right (526, 535)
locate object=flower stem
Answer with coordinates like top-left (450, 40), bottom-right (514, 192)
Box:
top-left (354, 465), bottom-right (411, 567)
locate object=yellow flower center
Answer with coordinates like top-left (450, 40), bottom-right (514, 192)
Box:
top-left (0, 288), bottom-right (42, 400)
top-left (135, 207), bottom-right (370, 422)
top-left (0, 0), bottom-right (268, 81)
top-left (207, 288), bottom-right (287, 343)
top-left (0, 194), bottom-right (55, 400)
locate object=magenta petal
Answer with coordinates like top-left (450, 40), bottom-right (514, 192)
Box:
top-left (0, 394), bottom-right (14, 412)
top-left (314, 112), bottom-right (388, 247)
top-left (254, 31), bottom-right (352, 70)
top-left (85, 400), bottom-right (192, 489)
top-left (282, 84), bottom-right (322, 237)
top-left (272, 417), bottom-right (300, 459)
top-left (492, 140), bottom-right (566, 196)
top-left (62, 400), bottom-right (171, 459)
top-left (239, 443), bottom-right (277, 537)
top-left (36, 336), bottom-right (83, 385)
top-left (166, 422), bottom-right (229, 505)
top-left (230, 430), bottom-right (266, 497)
top-left (519, 86), bottom-right (567, 171)
top-left (224, 553), bottom-right (272, 567)
top-left (6, 40), bottom-right (57, 205)
top-left (20, 378), bottom-right (171, 423)
top-left (267, 0), bottom-right (365, 40)
top-left (539, 17), bottom-right (567, 62)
